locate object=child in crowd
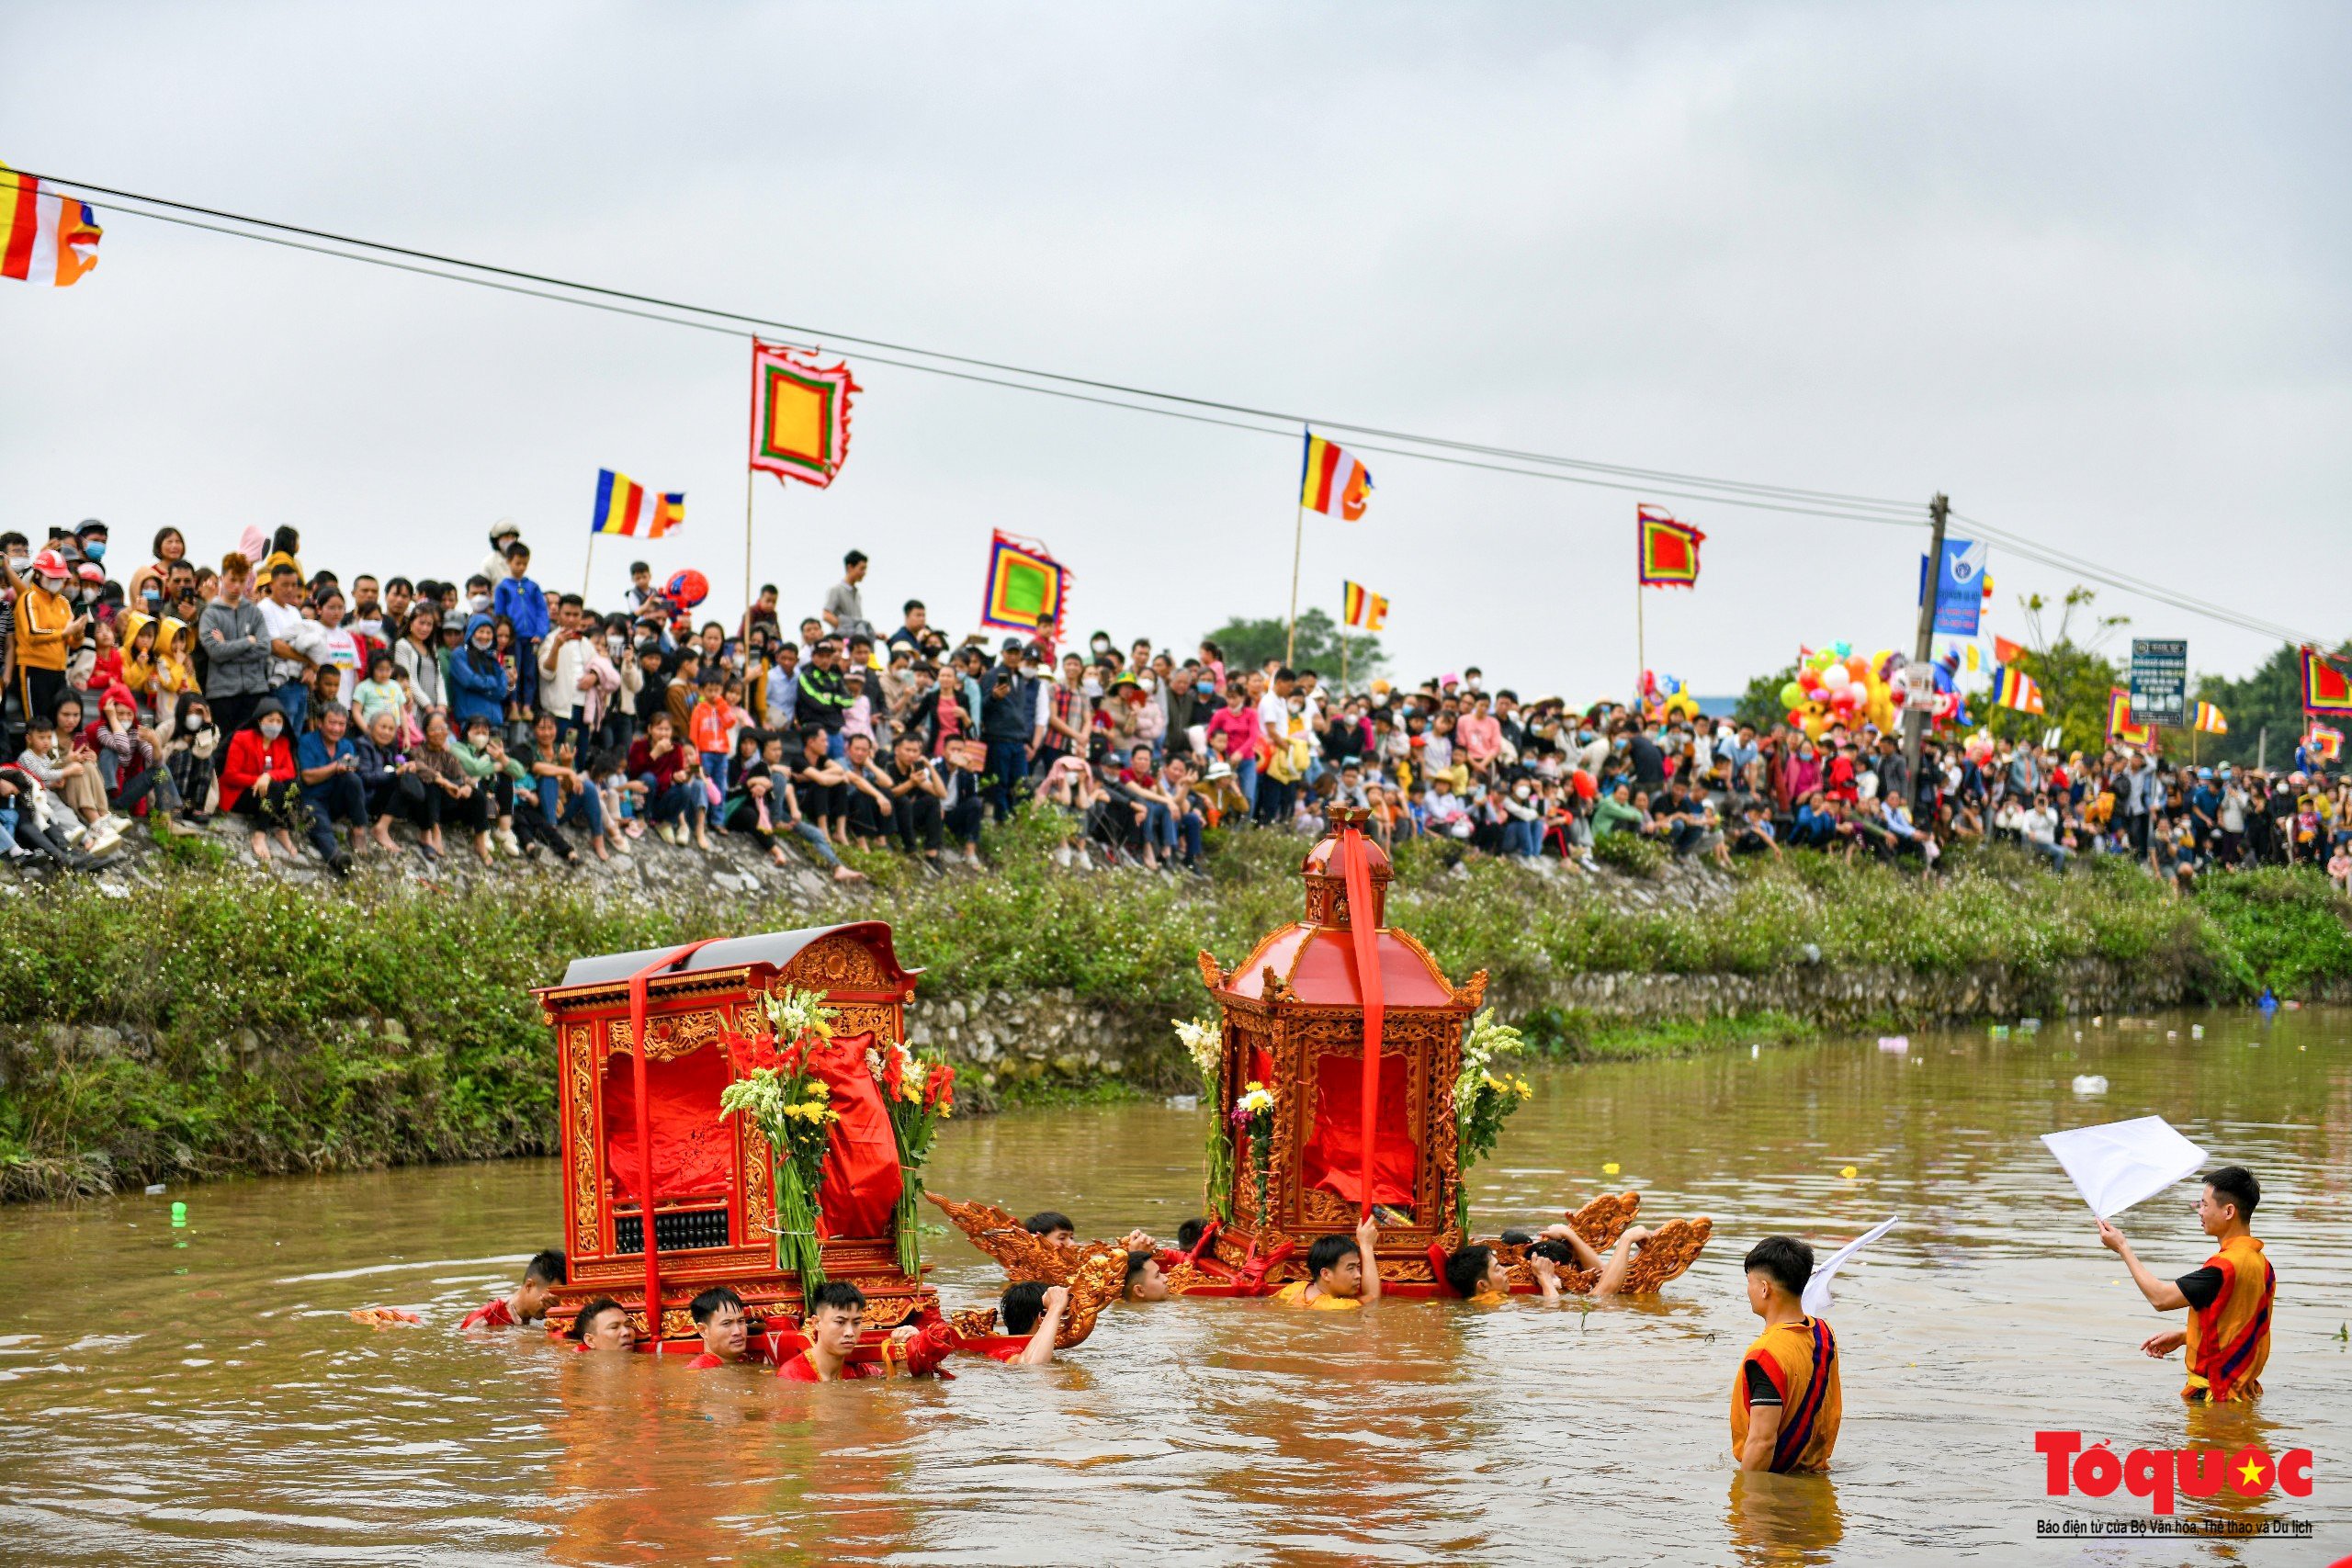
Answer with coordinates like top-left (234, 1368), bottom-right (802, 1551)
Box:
top-left (1731, 1235), bottom-right (1840, 1472)
top-left (460, 1248), bottom-right (567, 1330)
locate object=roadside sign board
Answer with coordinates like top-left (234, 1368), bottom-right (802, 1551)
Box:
top-left (2130, 638), bottom-right (2188, 728)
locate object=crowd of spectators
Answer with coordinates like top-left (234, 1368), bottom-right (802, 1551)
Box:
top-left (0, 514), bottom-right (2337, 894)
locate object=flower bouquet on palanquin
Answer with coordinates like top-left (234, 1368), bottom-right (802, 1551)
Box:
top-left (719, 986), bottom-right (841, 1308)
top-left (1231, 1079), bottom-right (1276, 1224)
top-left (1171, 1016), bottom-right (1234, 1223)
top-left (1453, 1009), bottom-right (1533, 1235)
top-left (869, 1032), bottom-right (956, 1277)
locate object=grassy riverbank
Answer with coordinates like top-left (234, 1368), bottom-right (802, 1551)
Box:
top-left (2, 816), bottom-right (2343, 1200)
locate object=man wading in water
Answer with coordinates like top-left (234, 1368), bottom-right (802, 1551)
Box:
top-left (2098, 1165), bottom-right (2274, 1404)
top-left (1731, 1235), bottom-right (1842, 1473)
top-left (1273, 1218), bottom-right (1384, 1310)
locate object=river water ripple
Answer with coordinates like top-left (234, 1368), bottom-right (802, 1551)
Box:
top-left (0, 1009), bottom-right (2346, 1564)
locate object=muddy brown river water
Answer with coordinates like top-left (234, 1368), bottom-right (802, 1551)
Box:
top-left (0, 1009), bottom-right (2346, 1565)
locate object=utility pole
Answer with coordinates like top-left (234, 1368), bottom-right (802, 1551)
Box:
top-left (1901, 492), bottom-right (1950, 800)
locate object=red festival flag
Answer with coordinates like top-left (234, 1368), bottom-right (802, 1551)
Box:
top-left (1993, 635), bottom-right (2027, 666)
top-left (750, 341), bottom-right (859, 488)
top-left (2106, 688), bottom-right (2151, 746)
top-left (2299, 646), bottom-right (2352, 717)
top-left (1636, 505), bottom-right (1703, 587)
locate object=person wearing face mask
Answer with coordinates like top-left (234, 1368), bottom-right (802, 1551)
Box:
top-left (162, 695), bottom-right (221, 822)
top-left (444, 614), bottom-right (511, 732)
top-left (220, 698), bottom-right (307, 864)
top-left (3, 547), bottom-right (89, 748)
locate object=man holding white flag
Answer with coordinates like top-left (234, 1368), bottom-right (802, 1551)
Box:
top-left (2096, 1166), bottom-right (2276, 1404)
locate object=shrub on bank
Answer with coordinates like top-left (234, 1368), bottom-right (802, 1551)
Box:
top-left (0, 818), bottom-right (2329, 1200)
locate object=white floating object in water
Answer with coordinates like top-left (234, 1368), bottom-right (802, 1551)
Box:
top-left (1803, 1215), bottom-right (1899, 1317)
top-left (2041, 1115), bottom-right (2208, 1220)
top-left (1166, 1093), bottom-right (1198, 1112)
top-left (1878, 1036), bottom-right (1909, 1053)
top-left (2019, 1018), bottom-right (2042, 1032)
top-left (143, 1183), bottom-right (166, 1196)
top-left (2071, 1075), bottom-right (2109, 1095)
top-left (2191, 1025), bottom-right (2204, 1039)
top-left (1750, 1043), bottom-right (1760, 1059)
top-left (2167, 1030), bottom-right (2178, 1040)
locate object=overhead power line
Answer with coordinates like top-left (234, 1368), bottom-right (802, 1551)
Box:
top-left (10, 166), bottom-right (2335, 650)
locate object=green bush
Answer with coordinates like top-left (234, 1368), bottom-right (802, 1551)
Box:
top-left (0, 821), bottom-right (2332, 1200)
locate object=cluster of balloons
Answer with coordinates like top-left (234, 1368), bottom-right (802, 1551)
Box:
top-left (1778, 642), bottom-right (1909, 739)
top-left (1639, 670), bottom-right (1703, 722)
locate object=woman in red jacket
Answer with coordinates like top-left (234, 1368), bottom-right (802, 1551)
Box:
top-left (220, 698), bottom-right (304, 863)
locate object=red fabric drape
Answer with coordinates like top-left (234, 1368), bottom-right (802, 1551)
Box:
top-left (1299, 1047), bottom-right (1416, 1208)
top-left (603, 1047), bottom-right (735, 1203)
top-left (807, 1032), bottom-right (904, 1239)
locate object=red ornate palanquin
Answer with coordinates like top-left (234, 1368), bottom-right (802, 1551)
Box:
top-left (1194, 807), bottom-right (1486, 1293)
top-left (530, 923), bottom-right (935, 1346)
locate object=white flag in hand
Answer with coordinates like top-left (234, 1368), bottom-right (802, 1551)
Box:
top-left (1803, 1215), bottom-right (1899, 1318)
top-left (2041, 1116), bottom-right (2207, 1220)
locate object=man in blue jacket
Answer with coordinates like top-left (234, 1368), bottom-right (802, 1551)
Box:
top-left (492, 541), bottom-right (548, 721)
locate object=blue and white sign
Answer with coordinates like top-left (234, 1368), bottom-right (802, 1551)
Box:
top-left (1933, 537), bottom-right (1985, 637)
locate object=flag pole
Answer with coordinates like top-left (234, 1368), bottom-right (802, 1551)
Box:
top-left (742, 462), bottom-right (757, 640)
top-left (1285, 500), bottom-right (1305, 668)
top-left (582, 530), bottom-right (596, 601)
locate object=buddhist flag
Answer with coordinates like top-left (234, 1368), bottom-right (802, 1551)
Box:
top-left (1636, 504), bottom-right (1703, 587)
top-left (591, 470), bottom-right (684, 537)
top-left (1300, 432), bottom-right (1373, 520)
top-left (1995, 666), bottom-right (2044, 715)
top-left (2106, 688), bottom-right (2151, 746)
top-left (2191, 701), bottom-right (2228, 735)
top-left (1, 162), bottom-right (102, 287)
top-left (2299, 646), bottom-right (2352, 717)
top-left (2307, 723), bottom-right (2344, 761)
top-left (1341, 581), bottom-right (1388, 631)
top-left (978, 530), bottom-right (1069, 649)
top-left (750, 340), bottom-right (858, 488)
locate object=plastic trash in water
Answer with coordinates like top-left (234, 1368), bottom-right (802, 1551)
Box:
top-left (1838, 1166), bottom-right (1859, 1179)
top-left (1750, 1043), bottom-right (1761, 1059)
top-left (170, 1201), bottom-right (187, 1228)
top-left (2191, 1024), bottom-right (2204, 1040)
top-left (1878, 1036), bottom-right (1909, 1053)
top-left (1989, 1025), bottom-right (2010, 1041)
top-left (1166, 1093), bottom-right (1198, 1112)
top-left (2071, 1075), bottom-right (2109, 1096)
top-left (143, 1183), bottom-right (166, 1196)
top-left (2019, 1018), bottom-right (2042, 1033)
top-left (1602, 1162), bottom-right (1621, 1177)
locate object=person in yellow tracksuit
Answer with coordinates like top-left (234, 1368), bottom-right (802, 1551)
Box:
top-left (1731, 1235), bottom-right (1842, 1472)
top-left (2099, 1165), bottom-right (2274, 1403)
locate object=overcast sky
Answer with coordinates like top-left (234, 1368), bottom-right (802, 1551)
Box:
top-left (4, 4), bottom-right (2346, 698)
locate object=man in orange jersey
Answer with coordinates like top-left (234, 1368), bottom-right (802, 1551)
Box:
top-left (2098, 1165), bottom-right (2274, 1403)
top-left (1730, 1235), bottom-right (1841, 1472)
top-left (1272, 1217), bottom-right (1383, 1310)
